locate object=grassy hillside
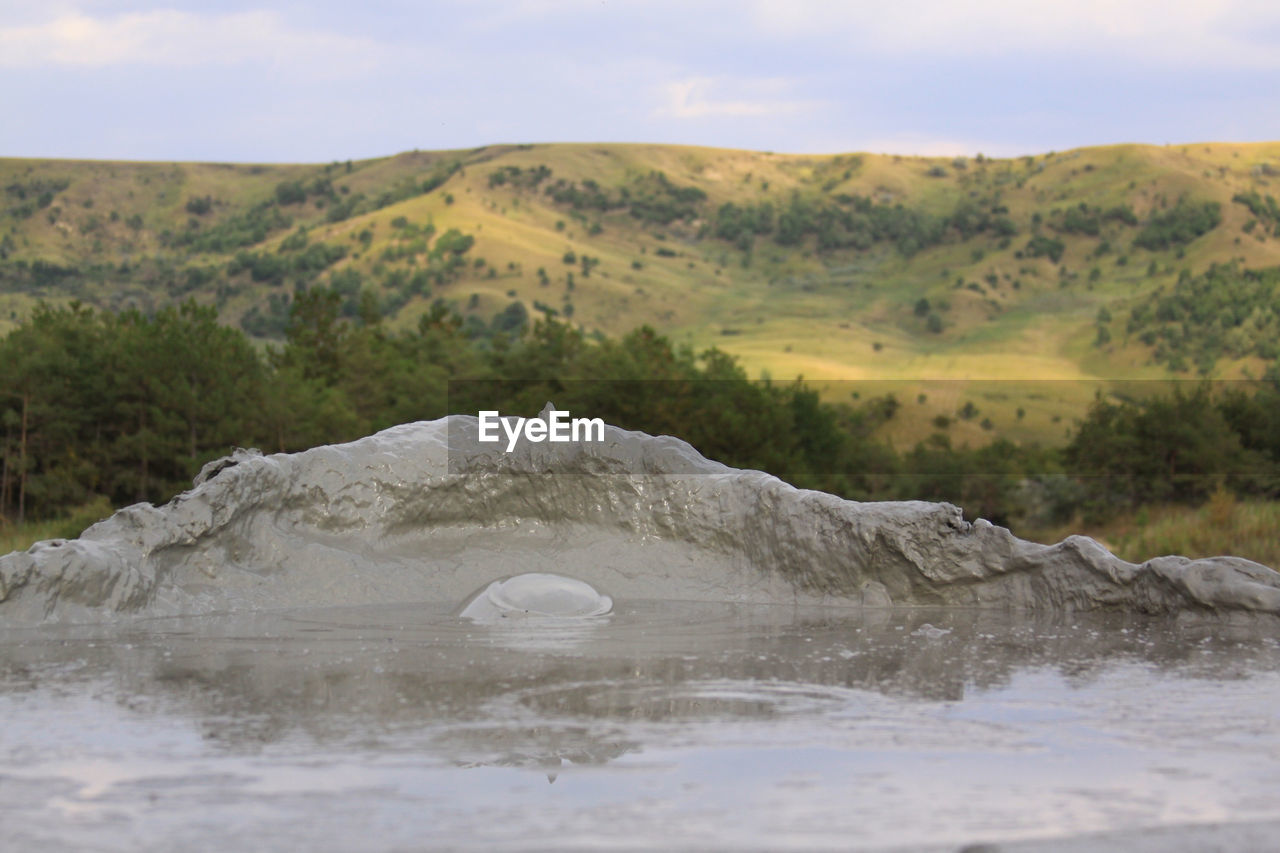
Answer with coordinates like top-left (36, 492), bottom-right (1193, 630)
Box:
top-left (4, 141), bottom-right (1280, 447)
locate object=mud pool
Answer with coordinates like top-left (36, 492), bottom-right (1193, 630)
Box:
top-left (2, 600), bottom-right (1278, 852)
top-left (3, 414), bottom-right (1280, 849)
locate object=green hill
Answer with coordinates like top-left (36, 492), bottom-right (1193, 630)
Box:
top-left (4, 141), bottom-right (1280, 447)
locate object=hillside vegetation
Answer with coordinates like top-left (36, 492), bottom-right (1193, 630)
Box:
top-left (1031, 489), bottom-right (1280, 570)
top-left (4, 141), bottom-right (1280, 447)
top-left (4, 299), bottom-right (1277, 560)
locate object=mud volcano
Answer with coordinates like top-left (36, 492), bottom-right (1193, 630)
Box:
top-left (4, 408), bottom-right (1280, 851)
top-left (3, 405), bottom-right (1278, 624)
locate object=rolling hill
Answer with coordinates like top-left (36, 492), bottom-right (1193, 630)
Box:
top-left (4, 140), bottom-right (1280, 447)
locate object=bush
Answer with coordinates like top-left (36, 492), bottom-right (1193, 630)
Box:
top-left (1104, 204), bottom-right (1138, 226)
top-left (175, 201), bottom-right (291, 252)
top-left (488, 164), bottom-right (552, 189)
top-left (1125, 263), bottom-right (1280, 371)
top-left (275, 181), bottom-right (307, 205)
top-left (1058, 204), bottom-right (1100, 236)
top-left (1231, 191), bottom-right (1280, 231)
top-left (1065, 386), bottom-right (1258, 517)
top-left (421, 162), bottom-right (461, 194)
top-left (1025, 235), bottom-right (1065, 263)
top-left (434, 229), bottom-right (474, 257)
top-left (1133, 200), bottom-right (1221, 250)
top-left (490, 301), bottom-right (529, 335)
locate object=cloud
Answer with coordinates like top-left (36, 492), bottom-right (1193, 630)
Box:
top-left (655, 77), bottom-right (821, 120)
top-left (847, 133), bottom-right (1028, 158)
top-left (0, 9), bottom-right (384, 70)
top-left (749, 0), bottom-right (1280, 70)
top-left (452, 0), bottom-right (617, 30)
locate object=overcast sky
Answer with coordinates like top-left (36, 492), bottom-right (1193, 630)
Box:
top-left (3, 0), bottom-right (1280, 162)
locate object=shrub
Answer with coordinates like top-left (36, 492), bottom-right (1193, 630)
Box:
top-left (1025, 235), bottom-right (1065, 263)
top-left (1133, 200), bottom-right (1221, 250)
top-left (1125, 263), bottom-right (1280, 371)
top-left (275, 181), bottom-right (307, 205)
top-left (434, 229), bottom-right (474, 256)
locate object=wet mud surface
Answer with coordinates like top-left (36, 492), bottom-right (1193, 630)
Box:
top-left (2, 601), bottom-right (1278, 851)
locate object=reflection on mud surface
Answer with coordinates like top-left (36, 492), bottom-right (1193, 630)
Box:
top-left (1, 602), bottom-right (1279, 850)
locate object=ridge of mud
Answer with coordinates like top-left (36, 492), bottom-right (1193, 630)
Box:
top-left (2, 410), bottom-right (1278, 623)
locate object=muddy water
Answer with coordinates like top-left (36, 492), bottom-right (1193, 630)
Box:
top-left (1, 602), bottom-right (1278, 852)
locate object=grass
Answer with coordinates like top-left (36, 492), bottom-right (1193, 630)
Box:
top-left (0, 498), bottom-right (114, 557)
top-left (1025, 489), bottom-right (1280, 569)
top-left (6, 140), bottom-right (1280, 448)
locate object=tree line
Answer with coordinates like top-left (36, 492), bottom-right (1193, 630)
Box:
top-left (2, 296), bottom-right (1279, 533)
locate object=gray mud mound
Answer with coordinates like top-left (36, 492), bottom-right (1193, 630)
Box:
top-left (2, 407), bottom-right (1279, 623)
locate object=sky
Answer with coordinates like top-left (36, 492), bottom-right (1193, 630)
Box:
top-left (2, 0), bottom-right (1280, 162)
